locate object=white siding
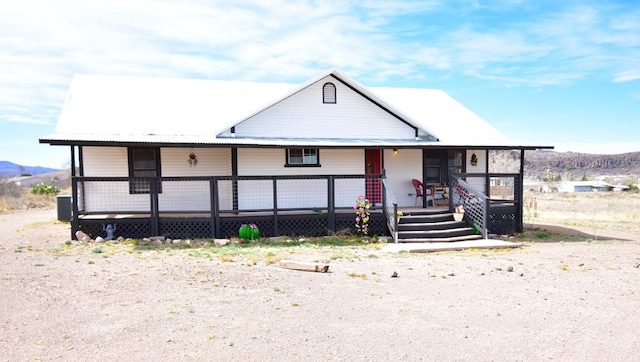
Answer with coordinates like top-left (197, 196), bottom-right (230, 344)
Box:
top-left (234, 76), bottom-right (415, 139)
top-left (80, 180), bottom-right (150, 213)
top-left (81, 147), bottom-right (138, 212)
top-left (161, 148), bottom-right (232, 177)
top-left (383, 149), bottom-right (423, 207)
top-left (238, 148), bottom-right (363, 175)
top-left (82, 146), bottom-right (128, 177)
top-left (81, 147), bottom-right (234, 212)
top-left (465, 149), bottom-right (486, 193)
top-left (159, 148), bottom-right (233, 211)
top-left (237, 148), bottom-right (364, 209)
top-left (159, 180), bottom-right (211, 212)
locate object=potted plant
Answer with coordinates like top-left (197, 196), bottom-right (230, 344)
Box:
top-left (453, 205), bottom-right (465, 222)
top-left (239, 223), bottom-right (259, 240)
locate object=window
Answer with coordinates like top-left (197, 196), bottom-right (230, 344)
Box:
top-left (424, 149), bottom-right (464, 184)
top-left (286, 148), bottom-right (320, 166)
top-left (447, 150), bottom-right (463, 177)
top-left (323, 82), bottom-right (336, 104)
top-left (425, 153), bottom-right (441, 184)
top-left (128, 147), bottom-right (162, 194)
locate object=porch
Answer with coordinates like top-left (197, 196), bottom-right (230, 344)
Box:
top-left (69, 173), bottom-right (522, 241)
top-left (72, 175), bottom-right (389, 240)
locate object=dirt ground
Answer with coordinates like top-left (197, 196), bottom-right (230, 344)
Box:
top-left (1, 207), bottom-right (639, 361)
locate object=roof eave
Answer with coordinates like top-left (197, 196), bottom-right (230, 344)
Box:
top-left (39, 134), bottom-right (554, 150)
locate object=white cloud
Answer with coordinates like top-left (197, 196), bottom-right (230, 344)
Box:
top-left (613, 70), bottom-right (640, 83)
top-left (1, 0), bottom-right (640, 167)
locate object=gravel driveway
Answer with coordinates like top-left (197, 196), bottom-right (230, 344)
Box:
top-left (1, 208), bottom-right (639, 361)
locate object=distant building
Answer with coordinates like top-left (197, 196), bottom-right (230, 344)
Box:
top-left (558, 181), bottom-right (613, 193)
top-left (612, 184), bottom-right (630, 192)
top-left (523, 179), bottom-right (551, 193)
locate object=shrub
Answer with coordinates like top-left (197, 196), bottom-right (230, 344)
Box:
top-left (30, 183), bottom-right (60, 195)
top-left (353, 194), bottom-right (370, 235)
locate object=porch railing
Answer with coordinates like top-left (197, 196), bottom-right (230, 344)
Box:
top-left (450, 172), bottom-right (523, 237)
top-left (380, 175), bottom-right (399, 243)
top-left (70, 174), bottom-right (386, 238)
top-left (450, 175), bottom-right (489, 239)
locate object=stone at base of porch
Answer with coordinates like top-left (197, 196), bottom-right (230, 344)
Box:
top-left (381, 239), bottom-right (522, 253)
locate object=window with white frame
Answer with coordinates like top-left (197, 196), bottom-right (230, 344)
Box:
top-left (286, 148), bottom-right (320, 166)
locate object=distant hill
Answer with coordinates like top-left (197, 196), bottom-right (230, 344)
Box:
top-left (0, 161), bottom-right (60, 177)
top-left (488, 150), bottom-right (640, 181)
top-left (524, 150), bottom-right (640, 180)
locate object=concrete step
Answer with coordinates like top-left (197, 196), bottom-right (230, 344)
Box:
top-left (397, 227), bottom-right (478, 240)
top-left (398, 220), bottom-right (466, 231)
top-left (395, 209), bottom-right (480, 243)
top-left (397, 234), bottom-right (483, 243)
top-left (399, 213), bottom-right (453, 224)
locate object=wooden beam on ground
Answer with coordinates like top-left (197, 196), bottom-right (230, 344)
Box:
top-left (279, 260), bottom-right (329, 273)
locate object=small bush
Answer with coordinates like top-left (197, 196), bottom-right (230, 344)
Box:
top-left (0, 182), bottom-right (23, 198)
top-left (30, 183), bottom-right (60, 195)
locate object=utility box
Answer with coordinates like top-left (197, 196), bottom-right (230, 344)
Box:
top-left (56, 195), bottom-right (72, 222)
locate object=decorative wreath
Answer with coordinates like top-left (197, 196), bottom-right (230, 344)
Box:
top-left (188, 152), bottom-right (198, 167)
top-left (470, 153), bottom-right (478, 167)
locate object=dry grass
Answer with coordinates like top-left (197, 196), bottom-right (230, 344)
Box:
top-left (0, 183), bottom-right (71, 212)
top-left (523, 191), bottom-right (640, 235)
top-left (0, 188), bottom-right (57, 211)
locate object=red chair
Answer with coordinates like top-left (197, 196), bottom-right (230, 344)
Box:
top-left (412, 179), bottom-right (434, 206)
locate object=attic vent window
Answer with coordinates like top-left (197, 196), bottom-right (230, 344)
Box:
top-left (323, 82), bottom-right (336, 104)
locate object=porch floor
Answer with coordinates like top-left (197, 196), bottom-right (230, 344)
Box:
top-left (77, 205), bottom-right (445, 220)
top-left (77, 208), bottom-right (385, 220)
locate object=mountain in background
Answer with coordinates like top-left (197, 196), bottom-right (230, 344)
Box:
top-left (0, 161), bottom-right (60, 177)
top-left (487, 150), bottom-right (640, 181)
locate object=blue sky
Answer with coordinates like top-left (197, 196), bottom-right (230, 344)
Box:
top-left (1, 0), bottom-right (639, 169)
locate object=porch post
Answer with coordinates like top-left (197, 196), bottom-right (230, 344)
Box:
top-left (231, 148), bottom-right (238, 213)
top-left (70, 146), bottom-right (76, 177)
top-left (149, 178), bottom-right (159, 236)
top-left (327, 176), bottom-right (335, 233)
top-left (483, 197), bottom-right (489, 239)
top-left (71, 177), bottom-right (79, 240)
top-left (517, 149), bottom-right (525, 232)
top-left (272, 177), bottom-right (279, 236)
top-left (210, 177), bottom-right (218, 238)
top-left (485, 149), bottom-right (491, 198)
top-left (421, 149), bottom-right (427, 208)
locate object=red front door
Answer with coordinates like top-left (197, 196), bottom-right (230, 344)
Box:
top-left (365, 149), bottom-right (382, 203)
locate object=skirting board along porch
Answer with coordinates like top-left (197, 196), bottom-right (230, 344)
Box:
top-left (76, 209), bottom-right (387, 240)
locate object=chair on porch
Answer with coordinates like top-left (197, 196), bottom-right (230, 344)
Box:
top-left (411, 179), bottom-right (434, 206)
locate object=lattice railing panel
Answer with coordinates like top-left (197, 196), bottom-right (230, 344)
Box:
top-left (278, 216), bottom-right (328, 237)
top-left (489, 204), bottom-right (518, 235)
top-left (78, 220), bottom-right (151, 240)
top-left (451, 176), bottom-right (488, 238)
top-left (159, 220), bottom-right (212, 239)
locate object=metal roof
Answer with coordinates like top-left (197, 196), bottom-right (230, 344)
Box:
top-left (40, 70), bottom-right (553, 150)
